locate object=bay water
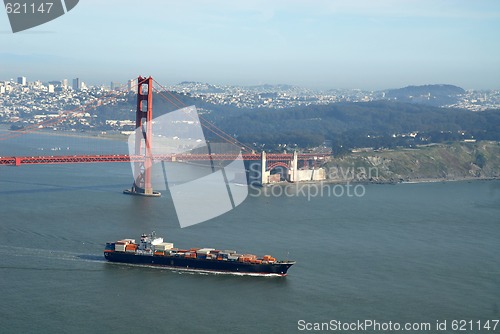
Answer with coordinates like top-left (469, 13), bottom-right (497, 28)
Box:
top-left (1, 132), bottom-right (499, 333)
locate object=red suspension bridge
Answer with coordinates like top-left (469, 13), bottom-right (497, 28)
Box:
top-left (0, 153), bottom-right (326, 167)
top-left (0, 76), bottom-right (331, 192)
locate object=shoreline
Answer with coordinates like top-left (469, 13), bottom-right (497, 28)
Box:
top-left (0, 126), bottom-right (127, 142)
top-left (398, 177), bottom-right (500, 184)
top-left (263, 176), bottom-right (500, 187)
top-left (2, 126), bottom-right (499, 185)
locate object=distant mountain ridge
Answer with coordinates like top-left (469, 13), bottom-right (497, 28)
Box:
top-left (246, 84), bottom-right (298, 90)
top-left (383, 84), bottom-right (466, 106)
top-left (176, 81), bottom-right (225, 94)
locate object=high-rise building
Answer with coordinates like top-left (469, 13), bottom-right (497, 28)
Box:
top-left (17, 76), bottom-right (26, 86)
top-left (62, 79), bottom-right (68, 89)
top-left (128, 79), bottom-right (135, 92)
top-left (72, 78), bottom-right (81, 90)
top-left (110, 82), bottom-right (121, 91)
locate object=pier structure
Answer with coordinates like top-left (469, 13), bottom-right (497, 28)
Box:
top-left (259, 150), bottom-right (326, 185)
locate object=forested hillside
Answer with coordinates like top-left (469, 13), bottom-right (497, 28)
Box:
top-left (208, 101), bottom-right (500, 152)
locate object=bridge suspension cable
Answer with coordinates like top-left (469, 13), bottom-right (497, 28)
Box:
top-left (151, 78), bottom-right (255, 153)
top-left (0, 76), bottom-right (256, 154)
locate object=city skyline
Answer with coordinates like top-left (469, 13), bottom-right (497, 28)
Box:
top-left (1, 0), bottom-right (500, 90)
top-left (2, 74), bottom-right (499, 113)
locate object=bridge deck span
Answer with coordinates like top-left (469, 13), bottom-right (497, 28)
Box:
top-left (0, 153), bottom-right (329, 166)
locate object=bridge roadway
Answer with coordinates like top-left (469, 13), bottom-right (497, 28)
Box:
top-left (0, 153), bottom-right (329, 166)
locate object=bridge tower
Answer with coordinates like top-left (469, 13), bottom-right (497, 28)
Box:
top-left (261, 151), bottom-right (270, 185)
top-left (124, 76), bottom-right (161, 197)
top-left (289, 151), bottom-right (298, 182)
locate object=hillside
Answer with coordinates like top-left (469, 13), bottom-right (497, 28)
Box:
top-left (91, 92), bottom-right (500, 153)
top-left (326, 141), bottom-right (500, 183)
top-left (212, 101), bottom-right (500, 151)
top-left (384, 84), bottom-right (465, 106)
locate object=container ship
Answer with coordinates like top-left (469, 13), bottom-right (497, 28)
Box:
top-left (104, 232), bottom-right (295, 276)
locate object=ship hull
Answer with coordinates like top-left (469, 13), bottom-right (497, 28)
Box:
top-left (104, 251), bottom-right (294, 276)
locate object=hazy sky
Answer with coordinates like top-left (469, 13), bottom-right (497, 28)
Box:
top-left (1, 0), bottom-right (499, 89)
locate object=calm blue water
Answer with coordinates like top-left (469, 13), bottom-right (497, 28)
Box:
top-left (1, 133), bottom-right (499, 333)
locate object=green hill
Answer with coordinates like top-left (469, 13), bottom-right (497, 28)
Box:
top-left (326, 141), bottom-right (500, 183)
